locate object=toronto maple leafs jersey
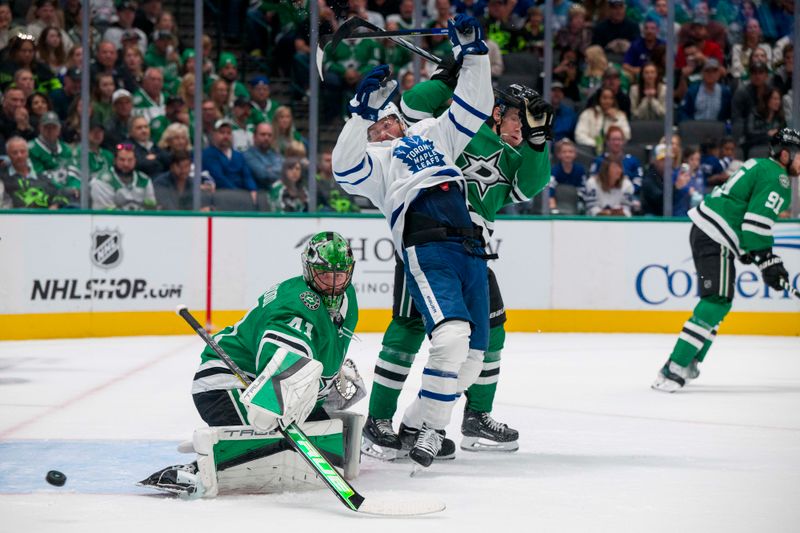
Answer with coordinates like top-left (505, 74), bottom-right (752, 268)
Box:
top-left (400, 79), bottom-right (551, 238)
top-left (191, 276), bottom-right (358, 406)
top-left (332, 54), bottom-right (493, 252)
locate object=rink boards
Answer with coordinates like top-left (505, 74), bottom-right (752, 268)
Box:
top-left (0, 212), bottom-right (798, 339)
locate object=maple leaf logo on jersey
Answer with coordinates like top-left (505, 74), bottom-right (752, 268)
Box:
top-left (393, 135), bottom-right (445, 172)
top-left (461, 150), bottom-right (510, 198)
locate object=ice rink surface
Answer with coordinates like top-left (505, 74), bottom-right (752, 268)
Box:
top-left (1, 332), bottom-right (799, 532)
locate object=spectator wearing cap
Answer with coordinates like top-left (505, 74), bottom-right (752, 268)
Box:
top-left (229, 97), bottom-right (254, 152)
top-left (26, 0), bottom-right (74, 51)
top-left (202, 118), bottom-right (257, 200)
top-left (731, 60), bottom-right (771, 137)
top-left (678, 2), bottom-right (728, 53)
top-left (134, 0), bottom-right (163, 38)
top-left (125, 115), bottom-right (166, 177)
top-left (104, 1), bottom-right (148, 55)
top-left (678, 57), bottom-right (731, 123)
top-left (674, 13), bottom-right (724, 72)
top-left (0, 33), bottom-right (63, 94)
top-left (90, 142), bottom-right (156, 210)
top-left (132, 67), bottom-right (169, 141)
top-left (212, 53), bottom-right (250, 109)
top-left (164, 96), bottom-right (189, 127)
top-left (247, 76), bottom-right (276, 123)
top-left (103, 88), bottom-right (134, 150)
top-left (550, 81), bottom-right (577, 142)
top-left (153, 150), bottom-right (214, 211)
top-left (144, 30), bottom-right (180, 95)
top-left (73, 120), bottom-right (114, 177)
top-left (622, 19), bottom-right (664, 80)
top-left (584, 66), bottom-right (632, 119)
top-left (28, 111), bottom-right (80, 205)
top-left (730, 17), bottom-right (772, 80)
top-left (640, 143), bottom-right (692, 217)
top-left (589, 125), bottom-right (644, 194)
top-left (0, 88), bottom-right (37, 145)
top-left (244, 122), bottom-right (284, 190)
top-left (0, 136), bottom-right (69, 208)
top-left (591, 0), bottom-right (640, 55)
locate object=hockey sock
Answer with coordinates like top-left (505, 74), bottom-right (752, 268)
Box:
top-left (368, 317), bottom-right (426, 420)
top-left (669, 297), bottom-right (731, 367)
top-left (695, 323), bottom-right (719, 363)
top-left (465, 325), bottom-right (505, 412)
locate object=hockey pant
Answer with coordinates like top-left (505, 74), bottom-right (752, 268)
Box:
top-left (369, 261), bottom-right (506, 420)
top-left (669, 225), bottom-right (734, 367)
top-left (401, 242), bottom-right (489, 430)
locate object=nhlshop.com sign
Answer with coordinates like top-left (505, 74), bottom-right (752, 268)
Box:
top-left (30, 278), bottom-right (183, 301)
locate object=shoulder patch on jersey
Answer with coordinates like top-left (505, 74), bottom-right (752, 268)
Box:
top-left (779, 175), bottom-right (790, 189)
top-left (299, 290), bottom-right (321, 310)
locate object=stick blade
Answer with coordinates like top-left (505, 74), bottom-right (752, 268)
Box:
top-left (356, 498), bottom-right (446, 517)
top-left (315, 44), bottom-right (325, 81)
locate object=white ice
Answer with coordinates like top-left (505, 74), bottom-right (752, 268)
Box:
top-left (1, 332), bottom-right (799, 532)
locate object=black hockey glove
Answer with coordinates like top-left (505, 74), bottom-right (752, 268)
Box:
top-left (749, 249), bottom-right (789, 291)
top-left (520, 90), bottom-right (554, 152)
top-left (430, 52), bottom-right (461, 89)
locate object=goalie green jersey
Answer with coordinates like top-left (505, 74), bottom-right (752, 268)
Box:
top-left (400, 80), bottom-right (551, 236)
top-left (689, 158), bottom-right (793, 255)
top-left (193, 276), bottom-right (358, 403)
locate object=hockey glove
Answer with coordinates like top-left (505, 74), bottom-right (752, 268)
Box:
top-left (448, 14), bottom-right (488, 62)
top-left (430, 52), bottom-right (462, 89)
top-left (322, 358), bottom-right (366, 412)
top-left (750, 249), bottom-right (790, 291)
top-left (520, 89), bottom-right (554, 151)
top-left (348, 65), bottom-right (398, 122)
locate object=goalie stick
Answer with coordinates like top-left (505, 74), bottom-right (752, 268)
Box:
top-left (176, 305), bottom-right (445, 517)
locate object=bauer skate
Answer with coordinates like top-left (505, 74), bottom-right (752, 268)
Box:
top-left (361, 416), bottom-right (402, 460)
top-left (651, 361), bottom-right (690, 393)
top-left (408, 425), bottom-right (445, 468)
top-left (398, 423), bottom-right (456, 460)
top-left (460, 408), bottom-right (519, 452)
top-left (137, 462), bottom-right (203, 499)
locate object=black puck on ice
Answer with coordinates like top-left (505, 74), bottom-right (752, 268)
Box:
top-left (46, 470), bottom-right (66, 487)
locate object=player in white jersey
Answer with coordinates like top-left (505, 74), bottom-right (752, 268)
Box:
top-left (332, 14), bottom-right (493, 468)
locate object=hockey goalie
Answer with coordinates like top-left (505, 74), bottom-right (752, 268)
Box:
top-left (138, 232), bottom-right (366, 498)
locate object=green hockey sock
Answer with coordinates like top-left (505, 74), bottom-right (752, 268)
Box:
top-left (368, 317), bottom-right (426, 420)
top-left (465, 325), bottom-right (505, 413)
top-left (669, 297), bottom-right (731, 367)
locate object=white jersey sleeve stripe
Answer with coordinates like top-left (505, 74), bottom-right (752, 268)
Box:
top-left (743, 212), bottom-right (774, 227)
top-left (452, 93), bottom-right (490, 121)
top-left (448, 110), bottom-right (478, 138)
top-left (741, 221), bottom-right (772, 236)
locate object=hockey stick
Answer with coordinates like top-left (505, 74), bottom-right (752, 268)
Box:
top-left (779, 278), bottom-right (800, 299)
top-left (317, 17), bottom-right (442, 81)
top-left (319, 26), bottom-right (448, 48)
top-left (176, 305), bottom-right (445, 516)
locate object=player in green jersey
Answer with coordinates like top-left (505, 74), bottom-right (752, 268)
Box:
top-left (653, 128), bottom-right (800, 392)
top-left (361, 58), bottom-right (554, 457)
top-left (140, 232), bottom-right (367, 497)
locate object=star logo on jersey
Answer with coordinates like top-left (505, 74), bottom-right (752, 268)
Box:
top-left (300, 291), bottom-right (321, 310)
top-left (393, 135), bottom-right (445, 172)
top-left (460, 150), bottom-right (510, 198)
top-left (779, 175), bottom-right (790, 189)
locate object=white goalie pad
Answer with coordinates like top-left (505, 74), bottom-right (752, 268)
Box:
top-left (187, 414), bottom-right (364, 498)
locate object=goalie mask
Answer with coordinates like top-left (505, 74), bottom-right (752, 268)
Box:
top-left (302, 231), bottom-right (355, 310)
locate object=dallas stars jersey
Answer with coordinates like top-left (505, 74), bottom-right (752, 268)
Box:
top-left (28, 137), bottom-right (81, 190)
top-left (400, 79), bottom-right (551, 237)
top-left (689, 157), bottom-right (792, 255)
top-left (192, 276), bottom-right (358, 405)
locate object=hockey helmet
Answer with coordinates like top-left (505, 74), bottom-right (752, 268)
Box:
top-left (301, 231), bottom-right (355, 309)
top-left (368, 102), bottom-right (407, 141)
top-left (769, 127), bottom-right (800, 164)
top-left (494, 84), bottom-right (537, 116)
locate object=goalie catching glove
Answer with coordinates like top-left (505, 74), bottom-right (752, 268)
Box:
top-left (740, 249), bottom-right (790, 291)
top-left (348, 65), bottom-right (398, 122)
top-left (517, 85), bottom-right (554, 151)
top-left (240, 349), bottom-right (323, 432)
top-left (323, 358), bottom-right (367, 412)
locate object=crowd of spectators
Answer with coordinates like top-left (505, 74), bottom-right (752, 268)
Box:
top-left (0, 0), bottom-right (795, 218)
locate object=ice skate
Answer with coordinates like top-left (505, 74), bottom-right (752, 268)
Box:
top-left (651, 361), bottom-right (690, 393)
top-left (408, 425), bottom-right (445, 468)
top-left (137, 462), bottom-right (203, 498)
top-left (460, 408), bottom-right (519, 452)
top-left (687, 358), bottom-right (701, 380)
top-left (399, 423), bottom-right (456, 460)
top-left (361, 416), bottom-right (402, 460)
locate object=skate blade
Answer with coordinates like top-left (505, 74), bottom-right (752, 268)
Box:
top-left (360, 440), bottom-right (400, 461)
top-left (651, 376), bottom-right (682, 393)
top-left (460, 436), bottom-right (519, 453)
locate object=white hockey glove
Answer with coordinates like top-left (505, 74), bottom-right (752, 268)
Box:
top-left (448, 14), bottom-right (488, 63)
top-left (518, 86), bottom-right (554, 152)
top-left (240, 350), bottom-right (323, 432)
top-left (323, 358), bottom-right (366, 412)
top-left (348, 64), bottom-right (398, 122)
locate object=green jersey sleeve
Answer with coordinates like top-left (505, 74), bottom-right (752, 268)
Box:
top-left (400, 79), bottom-right (453, 123)
top-left (740, 162), bottom-right (793, 251)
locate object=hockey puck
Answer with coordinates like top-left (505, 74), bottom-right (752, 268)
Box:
top-left (46, 470), bottom-right (66, 487)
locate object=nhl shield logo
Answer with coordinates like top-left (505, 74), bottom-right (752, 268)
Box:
top-left (91, 230), bottom-right (122, 268)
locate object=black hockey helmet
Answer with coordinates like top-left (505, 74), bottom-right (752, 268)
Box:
top-left (769, 127), bottom-right (800, 164)
top-left (493, 84), bottom-right (536, 116)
